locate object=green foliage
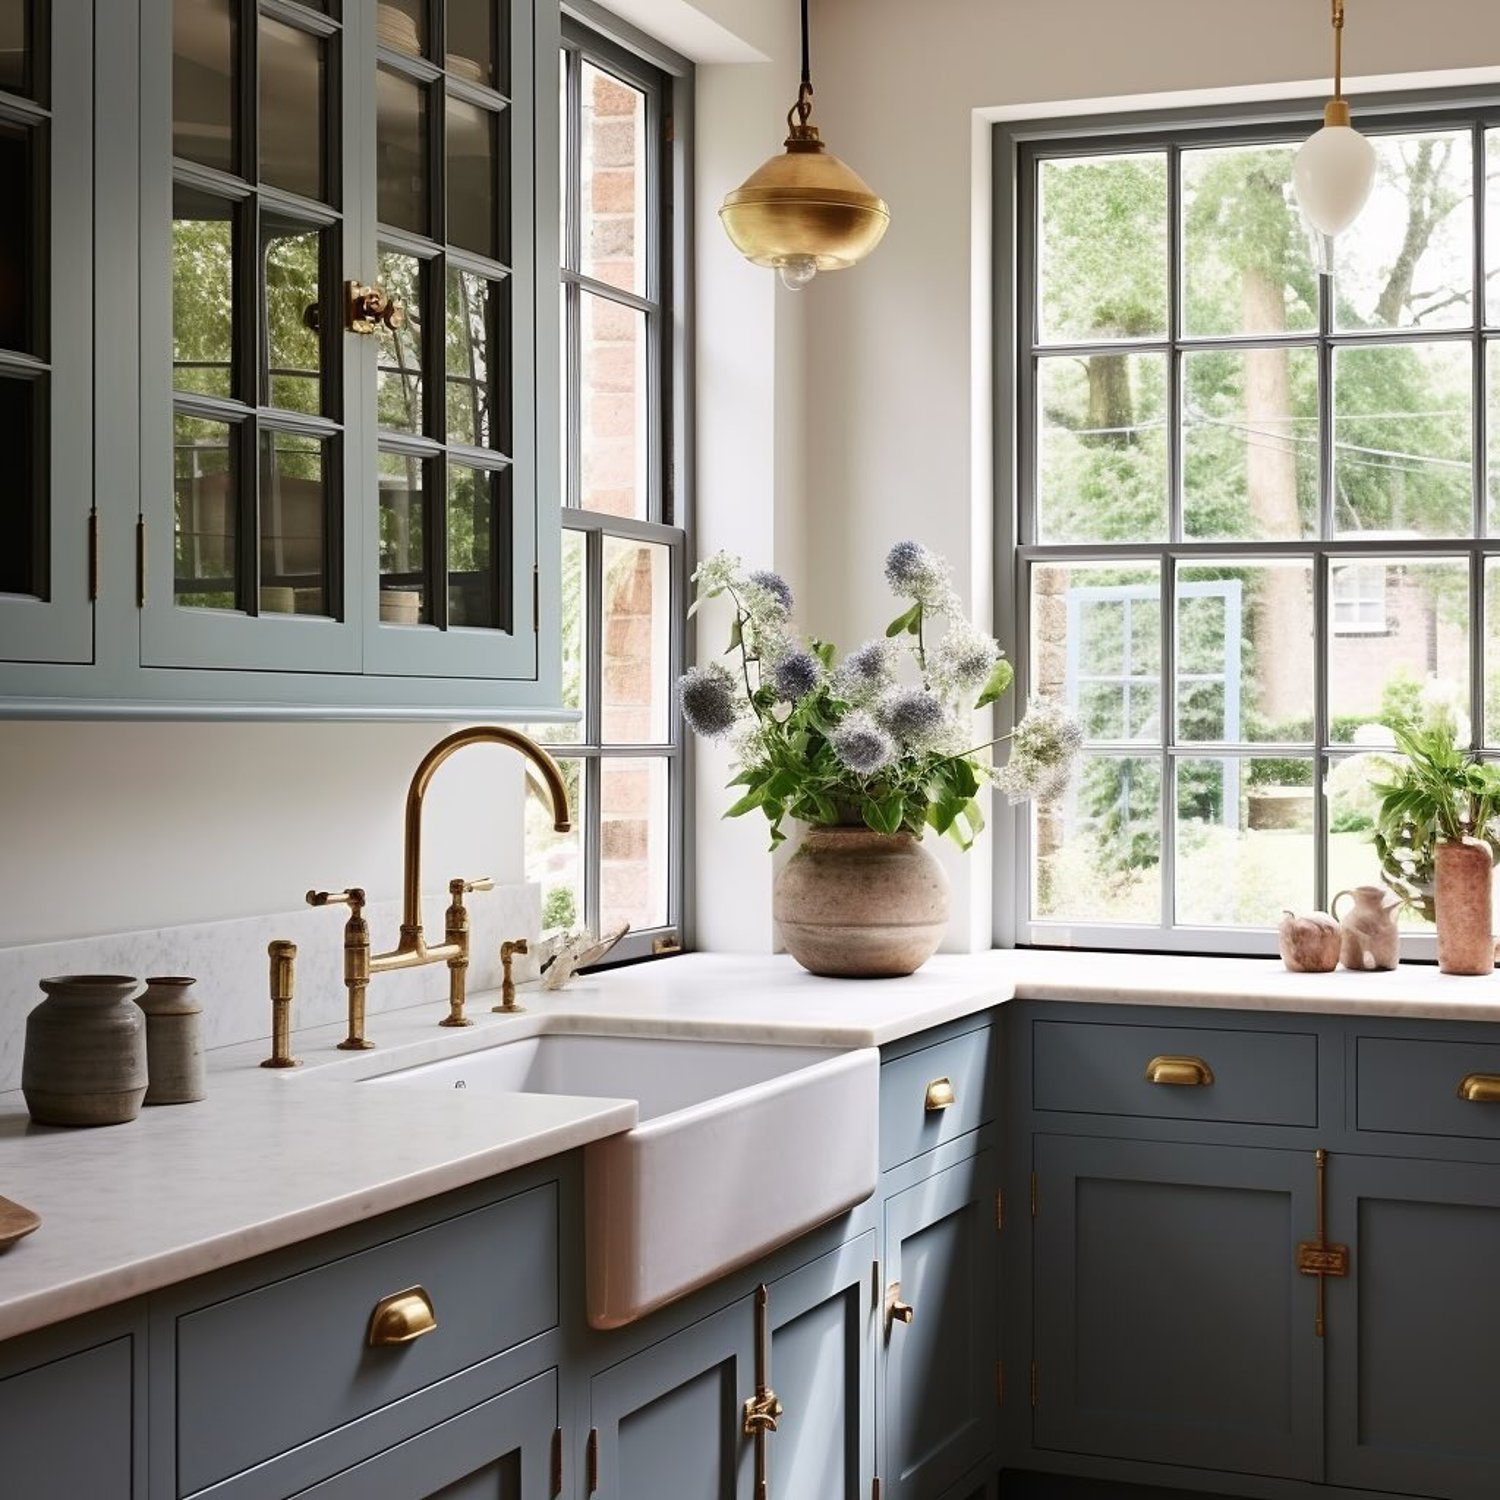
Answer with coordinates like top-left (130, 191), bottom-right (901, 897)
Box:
top-left (543, 886), bottom-right (578, 930)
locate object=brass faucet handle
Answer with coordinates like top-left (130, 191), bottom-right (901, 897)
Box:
top-left (464, 876), bottom-right (495, 894)
top-left (494, 937), bottom-right (531, 1015)
top-left (308, 886), bottom-right (366, 909)
top-left (262, 940), bottom-right (300, 1070)
top-left (501, 937), bottom-right (530, 959)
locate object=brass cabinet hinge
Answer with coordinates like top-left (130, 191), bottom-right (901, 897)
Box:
top-left (1030, 1172), bottom-right (1038, 1219)
top-left (87, 510), bottom-right (99, 601)
top-left (550, 1427), bottom-right (563, 1496)
top-left (135, 517), bottom-right (146, 608)
top-left (996, 1359), bottom-right (1005, 1406)
top-left (585, 1428), bottom-right (598, 1494)
top-left (1030, 1360), bottom-right (1039, 1408)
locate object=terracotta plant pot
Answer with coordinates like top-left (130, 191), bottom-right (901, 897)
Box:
top-left (773, 826), bottom-right (950, 978)
top-left (1434, 837), bottom-right (1494, 976)
top-left (22, 975), bottom-right (148, 1126)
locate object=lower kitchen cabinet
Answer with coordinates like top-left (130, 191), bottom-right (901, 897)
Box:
top-left (882, 1148), bottom-right (1000, 1500)
top-left (1326, 1154), bottom-right (1500, 1500)
top-left (1031, 1134), bottom-right (1321, 1483)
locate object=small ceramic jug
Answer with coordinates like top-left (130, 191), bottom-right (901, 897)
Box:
top-left (1331, 885), bottom-right (1402, 972)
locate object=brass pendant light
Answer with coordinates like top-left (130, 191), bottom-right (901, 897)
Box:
top-left (719, 0), bottom-right (890, 290)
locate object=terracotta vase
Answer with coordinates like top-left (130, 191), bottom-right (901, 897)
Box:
top-left (22, 975), bottom-right (148, 1126)
top-left (1331, 885), bottom-right (1402, 972)
top-left (1434, 838), bottom-right (1494, 976)
top-left (773, 826), bottom-right (950, 978)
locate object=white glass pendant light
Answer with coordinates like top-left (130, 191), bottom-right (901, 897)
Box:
top-left (1293, 0), bottom-right (1377, 274)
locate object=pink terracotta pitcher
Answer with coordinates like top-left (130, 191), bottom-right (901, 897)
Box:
top-left (1331, 885), bottom-right (1401, 972)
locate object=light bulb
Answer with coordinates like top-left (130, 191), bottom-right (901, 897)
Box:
top-left (777, 255), bottom-right (819, 291)
top-left (1294, 117), bottom-right (1376, 274)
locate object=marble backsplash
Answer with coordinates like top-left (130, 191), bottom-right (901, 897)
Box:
top-left (0, 883), bottom-right (542, 1094)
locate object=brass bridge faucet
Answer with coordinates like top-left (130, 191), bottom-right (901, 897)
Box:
top-left (262, 727), bottom-right (572, 1064)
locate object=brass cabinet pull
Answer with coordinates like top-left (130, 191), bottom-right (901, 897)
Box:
top-left (346, 280), bottom-right (405, 335)
top-left (885, 1280), bottom-right (915, 1331)
top-left (925, 1077), bottom-right (956, 1111)
top-left (1458, 1073), bottom-right (1500, 1103)
top-left (367, 1286), bottom-right (437, 1347)
top-left (1145, 1054), bottom-right (1215, 1087)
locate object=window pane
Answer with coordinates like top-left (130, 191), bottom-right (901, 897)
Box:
top-left (1327, 556), bottom-right (1470, 744)
top-left (1333, 129), bottom-right (1474, 332)
top-left (1181, 143), bottom-right (1318, 338)
top-left (1035, 352), bottom-right (1167, 543)
top-left (1326, 752), bottom-right (1434, 929)
top-left (446, 462), bottom-right (501, 628)
top-left (1031, 561), bottom-right (1161, 744)
top-left (1489, 131), bottom-right (1500, 327)
top-left (446, 268), bottom-right (506, 449)
top-left (1486, 559), bottom-right (1500, 744)
top-left (259, 16), bottom-right (325, 202)
top-left (0, 375), bottom-right (40, 597)
top-left (581, 61), bottom-right (646, 297)
top-left (376, 249), bottom-right (425, 434)
top-left (447, 0), bottom-right (500, 89)
top-left (259, 429), bottom-right (328, 616)
top-left (1033, 754), bottom-right (1161, 924)
top-left (602, 536), bottom-right (670, 744)
top-left (1332, 342), bottom-right (1472, 536)
top-left (174, 412), bottom-right (237, 610)
top-left (173, 0), bottom-right (235, 174)
top-left (378, 450), bottom-right (429, 625)
top-left (0, 121), bottom-right (35, 353)
top-left (1182, 346), bottom-right (1318, 540)
top-left (600, 756), bottom-right (670, 932)
top-left (527, 756), bottom-right (584, 931)
top-left (0, 0), bottom-right (32, 97)
top-left (173, 186), bottom-right (234, 397)
top-left (1037, 152), bottom-right (1167, 344)
top-left (377, 68), bottom-right (428, 235)
top-left (376, 0), bottom-right (427, 58)
top-left (580, 290), bottom-right (648, 519)
top-left (1488, 341), bottom-right (1500, 532)
top-left (1175, 757), bottom-right (1314, 926)
top-left (261, 216), bottom-right (322, 414)
top-left (1176, 560), bottom-right (1314, 744)
top-left (447, 96), bottom-right (501, 260)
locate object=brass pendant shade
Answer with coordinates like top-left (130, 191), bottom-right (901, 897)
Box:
top-left (719, 1), bottom-right (889, 289)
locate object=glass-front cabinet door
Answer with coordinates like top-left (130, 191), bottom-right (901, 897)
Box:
top-left (0, 0), bottom-right (94, 666)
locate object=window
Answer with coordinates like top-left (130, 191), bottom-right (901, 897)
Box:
top-left (525, 20), bottom-right (686, 965)
top-left (1003, 99), bottom-right (1500, 954)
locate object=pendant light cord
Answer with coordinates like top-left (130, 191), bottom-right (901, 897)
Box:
top-left (801, 0), bottom-right (811, 90)
top-left (1332, 0), bottom-right (1345, 99)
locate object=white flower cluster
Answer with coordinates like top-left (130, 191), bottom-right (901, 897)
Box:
top-left (992, 699), bottom-right (1085, 803)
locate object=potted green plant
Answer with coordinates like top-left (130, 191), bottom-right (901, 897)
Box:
top-left (1371, 723), bottom-right (1500, 975)
top-left (678, 541), bottom-right (1082, 977)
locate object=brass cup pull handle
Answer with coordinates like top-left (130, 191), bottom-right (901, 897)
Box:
top-left (367, 1286), bottom-right (437, 1347)
top-left (1145, 1054), bottom-right (1215, 1087)
top-left (1459, 1073), bottom-right (1500, 1103)
top-left (925, 1077), bottom-right (956, 1111)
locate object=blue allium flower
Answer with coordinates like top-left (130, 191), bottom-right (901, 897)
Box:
top-left (679, 663), bottom-right (739, 739)
top-left (748, 569), bottom-right (794, 616)
top-left (831, 712), bottom-right (897, 775)
top-left (770, 647), bottom-right (821, 703)
top-left (878, 686), bottom-right (947, 747)
top-left (834, 638), bottom-right (895, 701)
top-left (884, 539), bottom-right (956, 609)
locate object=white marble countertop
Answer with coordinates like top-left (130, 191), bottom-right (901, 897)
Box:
top-left (3, 946), bottom-right (1500, 1344)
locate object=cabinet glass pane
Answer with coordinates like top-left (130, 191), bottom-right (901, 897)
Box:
top-left (446, 0), bottom-right (500, 89)
top-left (173, 0), bottom-right (235, 174)
top-left (174, 412), bottom-right (237, 610)
top-left (580, 290), bottom-right (646, 518)
top-left (0, 375), bottom-right (40, 597)
top-left (173, 187), bottom-right (234, 397)
top-left (0, 119), bottom-right (36, 353)
top-left (581, 61), bottom-right (646, 296)
top-left (377, 67), bottom-right (428, 235)
top-left (262, 216), bottom-right (322, 414)
top-left (1175, 756), bottom-right (1314, 927)
top-left (446, 462), bottom-right (501, 627)
top-left (601, 757), bottom-right (669, 931)
top-left (259, 429), bottom-right (328, 616)
top-left (377, 248), bottom-right (426, 433)
top-left (446, 268), bottom-right (504, 449)
top-left (0, 0), bottom-right (32, 98)
top-left (527, 755), bottom-right (584, 930)
top-left (260, 16), bottom-right (326, 203)
top-left (378, 449), bottom-right (430, 624)
top-left (376, 0), bottom-right (427, 59)
top-left (602, 536), bottom-right (670, 743)
top-left (446, 96), bottom-right (500, 259)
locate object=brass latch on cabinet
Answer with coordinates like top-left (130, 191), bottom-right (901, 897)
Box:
top-left (744, 1284), bottom-right (785, 1499)
top-left (346, 280), bottom-right (405, 335)
top-left (1298, 1148), bottom-right (1350, 1338)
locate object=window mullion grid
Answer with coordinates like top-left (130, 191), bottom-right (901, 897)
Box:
top-left (1161, 145), bottom-right (1182, 935)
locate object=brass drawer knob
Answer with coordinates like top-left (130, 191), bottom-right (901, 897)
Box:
top-left (367, 1286), bottom-right (437, 1347)
top-left (1145, 1054), bottom-right (1215, 1087)
top-left (1459, 1073), bottom-right (1500, 1103)
top-left (925, 1077), bottom-right (956, 1111)
top-left (886, 1280), bottom-right (915, 1329)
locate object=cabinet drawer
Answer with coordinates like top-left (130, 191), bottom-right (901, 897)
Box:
top-left (175, 1182), bottom-right (557, 1496)
top-left (881, 1026), bottom-right (996, 1170)
top-left (1357, 1035), bottom-right (1500, 1140)
top-left (1032, 1019), bottom-right (1318, 1127)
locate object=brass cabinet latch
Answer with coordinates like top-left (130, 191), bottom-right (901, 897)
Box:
top-left (743, 1284), bottom-right (786, 1497)
top-left (1298, 1148), bottom-right (1350, 1337)
top-left (346, 280), bottom-right (405, 334)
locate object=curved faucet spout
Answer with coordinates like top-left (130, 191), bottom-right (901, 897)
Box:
top-left (398, 726), bottom-right (573, 946)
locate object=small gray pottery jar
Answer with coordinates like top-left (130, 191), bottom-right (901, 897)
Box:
top-left (138, 976), bottom-right (206, 1105)
top-left (22, 975), bottom-right (148, 1127)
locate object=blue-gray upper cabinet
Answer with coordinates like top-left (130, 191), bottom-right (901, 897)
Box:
top-left (1031, 1134), bottom-right (1321, 1483)
top-left (881, 1148), bottom-right (999, 1500)
top-left (1326, 1154), bottom-right (1500, 1500)
top-left (0, 0), bottom-right (94, 668)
